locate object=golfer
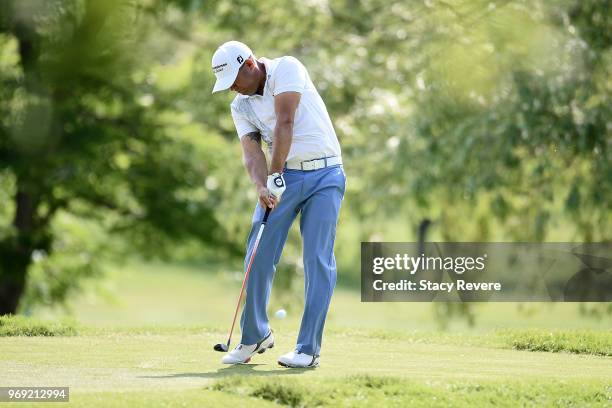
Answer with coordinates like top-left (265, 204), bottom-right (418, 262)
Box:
top-left (211, 41), bottom-right (345, 368)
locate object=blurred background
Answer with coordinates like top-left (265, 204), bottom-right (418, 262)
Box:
top-left (0, 0), bottom-right (610, 330)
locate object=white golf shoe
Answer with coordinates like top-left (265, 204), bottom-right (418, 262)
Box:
top-left (277, 350), bottom-right (320, 368)
top-left (221, 330), bottom-right (274, 364)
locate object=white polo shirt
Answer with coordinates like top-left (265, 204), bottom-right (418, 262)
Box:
top-left (230, 56), bottom-right (341, 164)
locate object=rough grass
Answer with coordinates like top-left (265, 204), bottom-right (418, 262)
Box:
top-left (324, 327), bottom-right (612, 356)
top-left (0, 315), bottom-right (77, 337)
top-left (497, 329), bottom-right (612, 356)
top-left (211, 375), bottom-right (611, 408)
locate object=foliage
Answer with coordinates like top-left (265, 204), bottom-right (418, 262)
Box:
top-left (0, 0), bottom-right (609, 311)
top-left (0, 0), bottom-right (233, 313)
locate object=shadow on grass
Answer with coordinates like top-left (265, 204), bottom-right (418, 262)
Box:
top-left (139, 363), bottom-right (314, 380)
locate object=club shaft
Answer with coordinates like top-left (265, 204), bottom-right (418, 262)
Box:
top-left (225, 208), bottom-right (271, 347)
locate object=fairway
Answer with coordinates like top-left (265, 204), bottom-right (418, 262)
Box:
top-left (1, 326), bottom-right (611, 407)
top-left (1, 261), bottom-right (608, 406)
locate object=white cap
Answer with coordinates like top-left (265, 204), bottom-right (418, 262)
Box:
top-left (211, 41), bottom-right (253, 93)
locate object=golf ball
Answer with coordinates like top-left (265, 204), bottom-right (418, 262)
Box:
top-left (275, 309), bottom-right (287, 319)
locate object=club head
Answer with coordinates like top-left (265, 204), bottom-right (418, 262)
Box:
top-left (214, 343), bottom-right (229, 352)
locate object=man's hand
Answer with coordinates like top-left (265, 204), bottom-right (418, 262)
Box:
top-left (257, 185), bottom-right (278, 209)
top-left (267, 172), bottom-right (286, 200)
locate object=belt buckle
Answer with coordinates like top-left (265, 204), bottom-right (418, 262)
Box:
top-left (300, 157), bottom-right (331, 171)
top-left (301, 159), bottom-right (314, 171)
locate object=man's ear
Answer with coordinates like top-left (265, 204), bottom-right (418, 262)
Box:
top-left (245, 56), bottom-right (256, 68)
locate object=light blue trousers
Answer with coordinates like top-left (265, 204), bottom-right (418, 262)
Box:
top-left (240, 164), bottom-right (346, 356)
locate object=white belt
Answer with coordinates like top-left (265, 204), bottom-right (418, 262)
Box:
top-left (285, 156), bottom-right (342, 171)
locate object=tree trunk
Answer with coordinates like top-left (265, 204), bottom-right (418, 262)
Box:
top-left (0, 241), bottom-right (30, 315)
top-left (0, 7), bottom-right (52, 315)
top-left (0, 190), bottom-right (38, 315)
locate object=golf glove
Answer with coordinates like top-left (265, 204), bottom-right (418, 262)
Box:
top-left (267, 172), bottom-right (286, 199)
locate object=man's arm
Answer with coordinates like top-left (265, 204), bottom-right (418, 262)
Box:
top-left (269, 92), bottom-right (301, 173)
top-left (240, 131), bottom-right (276, 208)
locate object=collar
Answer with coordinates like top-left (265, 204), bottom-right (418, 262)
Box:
top-left (249, 57), bottom-right (274, 98)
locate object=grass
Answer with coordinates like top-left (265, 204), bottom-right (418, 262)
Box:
top-left (211, 375), bottom-right (611, 408)
top-left (498, 328), bottom-right (612, 356)
top-left (0, 315), bottom-right (77, 337)
top-left (2, 315), bottom-right (610, 357)
top-left (0, 326), bottom-right (610, 407)
top-left (30, 260), bottom-right (612, 332)
top-left (1, 260), bottom-right (610, 406)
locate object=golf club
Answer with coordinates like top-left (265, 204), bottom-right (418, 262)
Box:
top-left (214, 206), bottom-right (272, 352)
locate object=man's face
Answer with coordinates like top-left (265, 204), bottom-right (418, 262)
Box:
top-left (230, 59), bottom-right (258, 95)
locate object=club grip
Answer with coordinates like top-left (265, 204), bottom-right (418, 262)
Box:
top-left (262, 207), bottom-right (272, 224)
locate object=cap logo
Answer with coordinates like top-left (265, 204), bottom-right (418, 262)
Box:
top-left (213, 62), bottom-right (227, 73)
top-left (237, 55), bottom-right (244, 64)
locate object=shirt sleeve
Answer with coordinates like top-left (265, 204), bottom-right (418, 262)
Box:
top-left (272, 56), bottom-right (307, 96)
top-left (231, 103), bottom-right (258, 139)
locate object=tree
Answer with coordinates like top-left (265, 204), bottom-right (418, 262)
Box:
top-left (1, 0), bottom-right (608, 315)
top-left (0, 0), bottom-right (228, 314)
